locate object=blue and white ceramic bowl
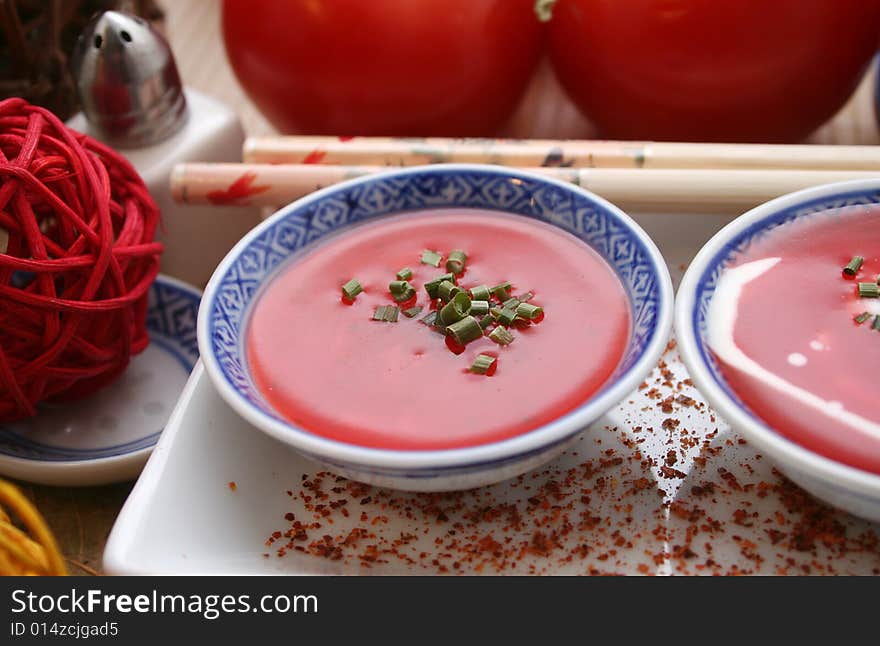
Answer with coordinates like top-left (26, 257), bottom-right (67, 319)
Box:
top-left (676, 179), bottom-right (880, 521)
top-left (199, 165), bottom-right (673, 491)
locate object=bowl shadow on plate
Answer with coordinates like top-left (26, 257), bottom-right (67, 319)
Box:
top-left (256, 414), bottom-right (669, 576)
top-left (666, 428), bottom-right (880, 576)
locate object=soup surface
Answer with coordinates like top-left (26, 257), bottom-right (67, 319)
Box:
top-left (708, 205), bottom-right (880, 473)
top-left (246, 209), bottom-right (631, 450)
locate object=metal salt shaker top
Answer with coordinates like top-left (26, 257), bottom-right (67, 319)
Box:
top-left (71, 11), bottom-right (188, 148)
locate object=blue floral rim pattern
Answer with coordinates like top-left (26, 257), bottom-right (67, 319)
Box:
top-left (206, 166), bottom-right (668, 471)
top-left (0, 277), bottom-right (201, 461)
top-left (691, 188), bottom-right (880, 420)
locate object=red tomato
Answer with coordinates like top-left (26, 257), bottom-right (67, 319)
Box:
top-left (547, 0), bottom-right (880, 142)
top-left (222, 0), bottom-right (545, 136)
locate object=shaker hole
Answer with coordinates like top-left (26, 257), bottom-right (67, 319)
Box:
top-left (120, 30), bottom-right (132, 42)
top-left (93, 34), bottom-right (102, 48)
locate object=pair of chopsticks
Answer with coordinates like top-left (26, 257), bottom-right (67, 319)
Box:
top-left (171, 136), bottom-right (880, 213)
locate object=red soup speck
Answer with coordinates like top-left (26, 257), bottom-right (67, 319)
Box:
top-left (246, 210), bottom-right (630, 450)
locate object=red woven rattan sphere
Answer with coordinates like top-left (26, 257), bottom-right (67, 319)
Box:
top-left (0, 97), bottom-right (162, 422)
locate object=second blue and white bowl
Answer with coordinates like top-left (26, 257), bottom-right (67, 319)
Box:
top-left (676, 179), bottom-right (880, 521)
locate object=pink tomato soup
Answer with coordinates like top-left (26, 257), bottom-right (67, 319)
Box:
top-left (709, 205), bottom-right (880, 474)
top-left (246, 210), bottom-right (631, 450)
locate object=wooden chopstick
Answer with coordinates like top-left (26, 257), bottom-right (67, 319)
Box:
top-left (170, 162), bottom-right (880, 214)
top-left (244, 135), bottom-right (880, 171)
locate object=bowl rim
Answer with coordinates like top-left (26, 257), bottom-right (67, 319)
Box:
top-left (675, 178), bottom-right (880, 496)
top-left (198, 163), bottom-right (674, 471)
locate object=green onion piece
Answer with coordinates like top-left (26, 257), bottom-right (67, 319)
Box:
top-left (424, 279), bottom-right (442, 299)
top-left (491, 281), bottom-right (512, 300)
top-left (372, 305), bottom-right (400, 322)
top-left (437, 280), bottom-right (462, 302)
top-left (489, 326), bottom-right (514, 346)
top-left (396, 267), bottom-right (413, 281)
top-left (424, 273), bottom-right (455, 299)
top-left (341, 279), bottom-right (363, 300)
top-left (470, 354), bottom-right (497, 375)
top-left (439, 291), bottom-right (472, 325)
top-left (516, 302), bottom-right (544, 320)
top-left (420, 249), bottom-right (442, 267)
top-left (479, 315), bottom-right (494, 330)
top-left (493, 307), bottom-right (517, 326)
top-left (502, 297), bottom-right (521, 310)
top-left (873, 315), bottom-right (880, 331)
top-left (447, 316), bottom-right (482, 345)
top-left (446, 249), bottom-right (467, 274)
top-left (858, 282), bottom-right (880, 298)
top-left (843, 256), bottom-right (864, 276)
top-left (515, 291), bottom-right (534, 302)
top-left (420, 310), bottom-right (438, 326)
top-left (393, 285), bottom-right (416, 303)
top-left (470, 300), bottom-right (490, 316)
top-left (469, 284), bottom-right (491, 301)
top-left (389, 280), bottom-right (409, 295)
top-left (855, 311), bottom-right (871, 324)
top-left (403, 306), bottom-right (423, 318)
top-left (389, 280), bottom-right (416, 303)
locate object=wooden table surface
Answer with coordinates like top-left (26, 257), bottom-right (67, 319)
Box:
top-left (15, 0), bottom-right (880, 575)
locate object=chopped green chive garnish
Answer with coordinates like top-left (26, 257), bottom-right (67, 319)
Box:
top-left (389, 280), bottom-right (408, 295)
top-left (439, 292), bottom-right (472, 325)
top-left (502, 297), bottom-right (521, 311)
top-left (470, 354), bottom-right (497, 375)
top-left (516, 302), bottom-right (544, 320)
top-left (469, 285), bottom-right (491, 301)
top-left (389, 280), bottom-right (416, 303)
top-left (421, 249), bottom-right (442, 267)
top-left (489, 326), bottom-right (514, 346)
top-left (446, 249), bottom-right (467, 275)
top-left (342, 279), bottom-right (363, 300)
top-left (424, 279), bottom-right (442, 299)
top-left (855, 311), bottom-right (871, 324)
top-left (437, 280), bottom-right (462, 302)
top-left (424, 273), bottom-right (455, 299)
top-left (873, 315), bottom-right (880, 331)
top-left (858, 282), bottom-right (880, 298)
top-left (492, 307), bottom-right (517, 326)
top-left (346, 247), bottom-right (548, 374)
top-left (491, 282), bottom-right (512, 300)
top-left (373, 305), bottom-right (399, 322)
top-left (447, 316), bottom-right (483, 345)
top-left (843, 256), bottom-right (864, 276)
top-left (469, 300), bottom-right (490, 316)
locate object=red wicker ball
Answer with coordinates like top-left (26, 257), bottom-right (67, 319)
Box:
top-left (0, 97), bottom-right (162, 422)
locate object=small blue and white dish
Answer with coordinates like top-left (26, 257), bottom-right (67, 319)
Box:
top-left (0, 275), bottom-right (200, 486)
top-left (199, 164), bottom-right (673, 491)
top-left (676, 179), bottom-right (880, 522)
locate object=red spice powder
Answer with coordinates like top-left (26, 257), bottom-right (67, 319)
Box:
top-left (261, 343), bottom-right (880, 575)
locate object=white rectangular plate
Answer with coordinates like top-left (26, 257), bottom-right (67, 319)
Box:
top-left (104, 213), bottom-right (880, 575)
